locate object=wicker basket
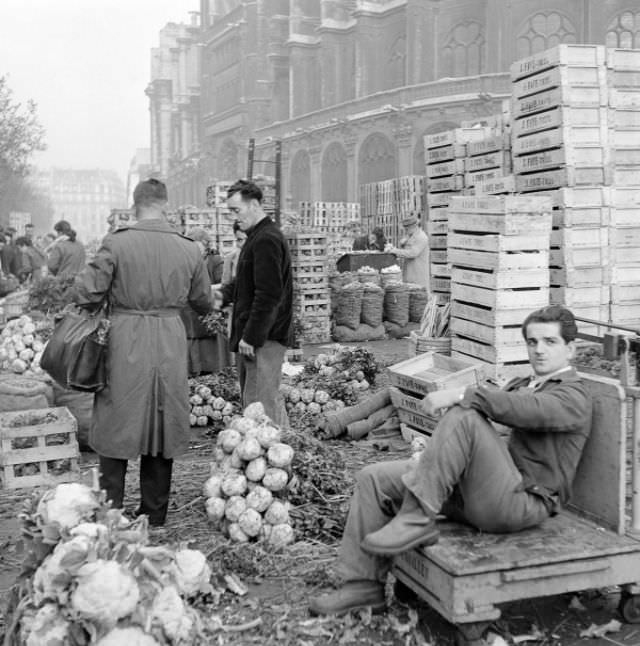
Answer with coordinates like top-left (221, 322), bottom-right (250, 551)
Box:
top-left (409, 331), bottom-right (452, 357)
top-left (361, 285), bottom-right (384, 327)
top-left (334, 285), bottom-right (364, 330)
top-left (383, 284), bottom-right (410, 327)
top-left (380, 270), bottom-right (403, 287)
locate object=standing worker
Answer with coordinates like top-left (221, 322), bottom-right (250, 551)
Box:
top-left (48, 220), bottom-right (86, 278)
top-left (219, 179), bottom-right (293, 428)
top-left (388, 215), bottom-right (429, 289)
top-left (73, 179), bottom-right (212, 526)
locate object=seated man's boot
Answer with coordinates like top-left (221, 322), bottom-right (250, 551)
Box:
top-left (361, 490), bottom-right (439, 555)
top-left (308, 580), bottom-right (386, 616)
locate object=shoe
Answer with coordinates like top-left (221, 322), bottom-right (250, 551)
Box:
top-left (308, 580), bottom-right (386, 616)
top-left (361, 491), bottom-right (439, 556)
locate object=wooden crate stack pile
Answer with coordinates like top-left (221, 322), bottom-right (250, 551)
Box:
top-left (183, 207), bottom-right (236, 254)
top-left (395, 175), bottom-right (425, 222)
top-left (376, 179), bottom-right (398, 246)
top-left (448, 195), bottom-right (552, 381)
top-left (425, 128), bottom-right (493, 302)
top-left (387, 353), bottom-right (483, 441)
top-left (108, 208), bottom-right (135, 232)
top-left (607, 48), bottom-right (640, 327)
top-left (359, 183), bottom-right (378, 234)
top-left (205, 181), bottom-right (234, 208)
top-left (286, 233), bottom-right (331, 344)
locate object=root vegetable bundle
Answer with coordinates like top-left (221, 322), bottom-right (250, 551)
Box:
top-left (0, 315), bottom-right (48, 375)
top-left (188, 369), bottom-right (241, 430)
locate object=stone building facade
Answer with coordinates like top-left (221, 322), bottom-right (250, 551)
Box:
top-left (148, 0), bottom-right (640, 209)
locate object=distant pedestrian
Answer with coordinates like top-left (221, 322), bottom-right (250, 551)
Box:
top-left (221, 220), bottom-right (246, 286)
top-left (47, 220), bottom-right (86, 278)
top-left (0, 228), bottom-right (22, 277)
top-left (219, 179), bottom-right (293, 427)
top-left (15, 236), bottom-right (45, 282)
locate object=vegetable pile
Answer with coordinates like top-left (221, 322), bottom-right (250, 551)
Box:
top-left (203, 402), bottom-right (296, 547)
top-left (0, 315), bottom-right (47, 375)
top-left (5, 482), bottom-right (216, 645)
top-left (188, 369), bottom-right (241, 431)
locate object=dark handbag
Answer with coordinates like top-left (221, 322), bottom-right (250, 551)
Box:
top-left (41, 305), bottom-right (111, 392)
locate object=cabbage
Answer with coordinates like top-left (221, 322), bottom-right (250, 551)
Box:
top-left (203, 474), bottom-right (223, 499)
top-left (245, 456), bottom-right (267, 482)
top-left (150, 585), bottom-right (194, 642)
top-left (36, 482), bottom-right (100, 530)
top-left (245, 485), bottom-right (273, 513)
top-left (189, 394), bottom-right (203, 406)
top-left (314, 390), bottom-right (330, 404)
top-left (71, 560), bottom-right (139, 626)
top-left (221, 473), bottom-right (247, 497)
top-left (217, 429), bottom-right (242, 453)
top-left (262, 468), bottom-right (289, 492)
top-left (205, 496), bottom-right (226, 522)
top-left (238, 508), bottom-right (262, 537)
top-left (189, 413), bottom-right (197, 427)
top-left (264, 500), bottom-right (290, 525)
top-left (293, 401), bottom-right (307, 414)
top-left (228, 522), bottom-right (249, 543)
top-left (212, 396), bottom-right (226, 410)
top-left (256, 424), bottom-right (281, 449)
top-left (196, 415), bottom-right (208, 427)
top-left (172, 548), bottom-right (212, 597)
top-left (307, 402), bottom-right (322, 415)
top-left (96, 627), bottom-right (160, 646)
top-left (236, 437), bottom-right (262, 461)
top-left (288, 388), bottom-right (301, 403)
top-left (224, 496), bottom-right (247, 522)
top-left (196, 385), bottom-right (212, 399)
top-left (243, 401), bottom-right (266, 421)
top-left (11, 358), bottom-right (27, 373)
top-left (268, 523), bottom-right (295, 548)
top-left (229, 449), bottom-right (244, 469)
top-left (222, 402), bottom-right (234, 417)
top-left (229, 416), bottom-right (256, 434)
top-left (267, 443), bottom-right (294, 469)
top-left (300, 388), bottom-right (315, 404)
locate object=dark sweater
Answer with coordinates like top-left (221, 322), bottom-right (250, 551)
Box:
top-left (463, 368), bottom-right (592, 510)
top-left (222, 217), bottom-right (293, 351)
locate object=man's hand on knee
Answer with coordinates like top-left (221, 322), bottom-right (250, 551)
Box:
top-left (421, 387), bottom-right (466, 417)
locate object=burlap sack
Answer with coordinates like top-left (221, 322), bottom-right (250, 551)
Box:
top-left (333, 285), bottom-right (363, 330)
top-left (360, 285), bottom-right (384, 327)
top-left (383, 284), bottom-right (410, 327)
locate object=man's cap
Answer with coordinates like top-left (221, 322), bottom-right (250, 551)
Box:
top-left (133, 178), bottom-right (168, 206)
top-left (401, 215), bottom-right (419, 227)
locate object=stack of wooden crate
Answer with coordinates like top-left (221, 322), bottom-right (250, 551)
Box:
top-left (448, 195), bottom-right (552, 381)
top-left (464, 133), bottom-right (512, 193)
top-left (182, 207), bottom-right (236, 254)
top-left (286, 233), bottom-right (331, 344)
top-left (359, 183), bottom-right (378, 234)
top-left (607, 48), bottom-right (640, 328)
top-left (205, 181), bottom-right (234, 208)
top-left (298, 202), bottom-right (361, 233)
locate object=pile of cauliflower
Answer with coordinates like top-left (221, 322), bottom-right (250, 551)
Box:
top-left (279, 384), bottom-right (348, 416)
top-left (10, 482), bottom-right (214, 646)
top-left (0, 315), bottom-right (47, 375)
top-left (189, 384), bottom-right (238, 428)
top-left (203, 402), bottom-right (296, 547)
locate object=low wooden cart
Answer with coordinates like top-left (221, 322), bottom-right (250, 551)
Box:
top-left (392, 373), bottom-right (640, 644)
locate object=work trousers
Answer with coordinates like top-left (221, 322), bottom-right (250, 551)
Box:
top-left (337, 407), bottom-right (549, 582)
top-left (99, 454), bottom-right (173, 526)
top-left (237, 339), bottom-right (289, 429)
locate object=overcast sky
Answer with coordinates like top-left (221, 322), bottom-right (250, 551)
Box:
top-left (0, 0), bottom-right (198, 183)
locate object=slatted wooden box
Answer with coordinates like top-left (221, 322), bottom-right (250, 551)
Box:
top-left (0, 407), bottom-right (79, 490)
top-left (510, 44), bottom-right (606, 82)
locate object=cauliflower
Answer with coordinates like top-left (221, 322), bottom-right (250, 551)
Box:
top-left (307, 402), bottom-right (322, 415)
top-left (222, 402), bottom-right (234, 417)
top-left (293, 401), bottom-right (307, 414)
top-left (173, 548), bottom-right (212, 597)
top-left (72, 560), bottom-right (139, 626)
top-left (189, 394), bottom-right (203, 406)
top-left (212, 448), bottom-right (226, 466)
top-left (19, 348), bottom-right (34, 362)
top-left (212, 396), bottom-right (226, 410)
top-left (300, 388), bottom-right (315, 404)
top-left (196, 385), bottom-right (212, 400)
top-left (205, 497), bottom-right (226, 522)
top-left (21, 603), bottom-right (70, 646)
top-left (224, 495), bottom-right (247, 522)
top-left (197, 415), bottom-right (208, 427)
top-left (238, 508), bottom-right (263, 537)
top-left (229, 416), bottom-right (256, 434)
top-left (256, 423), bottom-right (281, 449)
top-left (245, 485), bottom-right (273, 513)
top-left (267, 443), bottom-right (294, 469)
top-left (262, 468), bottom-right (289, 492)
top-left (228, 522), bottom-right (249, 543)
top-left (151, 585), bottom-right (194, 642)
top-left (264, 500), bottom-right (290, 525)
top-left (236, 436), bottom-right (262, 461)
top-left (217, 429), bottom-right (242, 453)
top-left (314, 390), bottom-right (330, 404)
top-left (245, 456), bottom-right (267, 482)
top-left (96, 627), bottom-right (160, 646)
top-left (323, 400), bottom-right (337, 412)
top-left (11, 358), bottom-right (27, 373)
top-left (36, 482), bottom-right (100, 530)
top-left (229, 449), bottom-right (244, 469)
top-left (203, 474), bottom-right (224, 498)
top-left (288, 388), bottom-right (301, 403)
top-left (268, 523), bottom-right (295, 548)
top-left (243, 401), bottom-right (267, 421)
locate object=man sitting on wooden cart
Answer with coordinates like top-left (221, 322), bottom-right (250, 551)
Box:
top-left (309, 305), bottom-right (592, 616)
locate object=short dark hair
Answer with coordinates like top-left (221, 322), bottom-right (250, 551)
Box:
top-left (232, 220), bottom-right (242, 234)
top-left (15, 236), bottom-right (32, 247)
top-left (54, 219), bottom-right (77, 242)
top-left (227, 179), bottom-right (263, 204)
top-left (133, 178), bottom-right (168, 207)
top-left (521, 305), bottom-right (578, 344)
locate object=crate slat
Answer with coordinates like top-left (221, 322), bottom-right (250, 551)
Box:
top-left (449, 232), bottom-right (549, 253)
top-left (473, 175), bottom-right (516, 196)
top-left (451, 301), bottom-right (533, 327)
top-left (451, 266), bottom-right (549, 290)
top-left (448, 212), bottom-right (551, 236)
top-left (516, 167), bottom-right (608, 192)
top-left (448, 248), bottom-right (548, 271)
top-left (510, 44), bottom-right (606, 82)
top-left (451, 336), bottom-right (529, 363)
top-left (451, 318), bottom-right (524, 346)
top-left (513, 125), bottom-right (608, 156)
top-left (451, 283), bottom-right (549, 309)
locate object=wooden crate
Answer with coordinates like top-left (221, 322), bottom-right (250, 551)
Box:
top-left (611, 284), bottom-right (640, 303)
top-left (387, 353), bottom-right (483, 397)
top-left (425, 128), bottom-right (493, 149)
top-left (426, 159), bottom-right (465, 179)
top-left (451, 300), bottom-right (533, 327)
top-left (430, 262), bottom-right (451, 278)
top-left (431, 277), bottom-right (451, 292)
top-left (555, 186), bottom-right (611, 208)
top-left (0, 407), bottom-right (79, 489)
top-left (550, 226), bottom-right (608, 248)
top-left (610, 302), bottom-right (640, 322)
top-left (513, 146), bottom-right (606, 174)
top-left (426, 145), bottom-right (467, 165)
top-left (549, 285), bottom-right (610, 307)
top-left (513, 86), bottom-right (607, 120)
top-left (552, 206), bottom-right (610, 228)
top-left (550, 266), bottom-right (608, 288)
top-left (448, 248), bottom-right (548, 271)
top-left (447, 212), bottom-right (551, 236)
top-left (474, 175), bottom-right (516, 196)
top-left (450, 350), bottom-right (531, 382)
top-left (611, 147), bottom-right (640, 165)
top-left (400, 422), bottom-right (432, 444)
top-left (510, 44), bottom-right (606, 82)
top-left (430, 250), bottom-right (448, 263)
top-left (516, 167), bottom-right (608, 192)
top-left (451, 335), bottom-right (529, 364)
top-left (608, 166), bottom-right (640, 187)
top-left (451, 318), bottom-right (524, 346)
top-left (428, 176), bottom-right (464, 193)
top-left (611, 265), bottom-right (640, 285)
top-left (466, 133), bottom-right (510, 157)
top-left (513, 65), bottom-right (606, 100)
top-left (451, 282), bottom-right (549, 309)
top-left (449, 231), bottom-right (549, 253)
top-left (448, 194), bottom-right (552, 215)
top-left (427, 192), bottom-right (458, 208)
top-left (427, 220), bottom-right (448, 235)
top-left (465, 168), bottom-right (510, 188)
top-left (609, 128), bottom-right (640, 149)
top-left (390, 387), bottom-right (439, 428)
top-left (550, 245), bottom-right (609, 269)
top-left (429, 234), bottom-right (448, 250)
top-left (513, 125), bottom-right (608, 156)
top-left (451, 266), bottom-right (549, 290)
top-left (611, 227), bottom-right (640, 248)
top-left (513, 105), bottom-right (607, 138)
top-left (464, 150), bottom-right (512, 173)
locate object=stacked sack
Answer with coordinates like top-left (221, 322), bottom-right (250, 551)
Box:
top-left (333, 276), bottom-right (385, 342)
top-left (202, 403), bottom-right (295, 546)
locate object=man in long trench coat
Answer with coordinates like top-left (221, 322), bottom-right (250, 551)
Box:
top-left (74, 179), bottom-right (212, 526)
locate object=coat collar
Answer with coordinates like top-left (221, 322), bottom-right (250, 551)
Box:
top-left (507, 366), bottom-right (581, 391)
top-left (245, 215), bottom-right (272, 237)
top-left (132, 218), bottom-right (176, 233)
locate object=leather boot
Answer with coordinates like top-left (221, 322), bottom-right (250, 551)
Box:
top-left (361, 490), bottom-right (438, 555)
top-left (308, 580), bottom-right (386, 616)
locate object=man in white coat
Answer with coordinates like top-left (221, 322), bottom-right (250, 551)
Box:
top-left (389, 215), bottom-right (429, 288)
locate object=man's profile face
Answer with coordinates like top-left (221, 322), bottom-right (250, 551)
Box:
top-left (228, 192), bottom-right (258, 231)
top-left (525, 321), bottom-right (575, 377)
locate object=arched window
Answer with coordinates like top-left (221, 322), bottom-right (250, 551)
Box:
top-left (358, 133), bottom-right (396, 185)
top-left (217, 139), bottom-right (238, 180)
top-left (321, 142), bottom-right (348, 202)
top-left (441, 22), bottom-right (484, 78)
top-left (516, 12), bottom-right (577, 59)
top-left (607, 10), bottom-right (640, 48)
top-left (290, 150), bottom-right (311, 207)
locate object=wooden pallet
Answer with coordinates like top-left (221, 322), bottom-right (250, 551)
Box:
top-left (451, 283), bottom-right (549, 310)
top-left (451, 266), bottom-right (548, 291)
top-left (449, 232), bottom-right (549, 253)
top-left (513, 105), bottom-right (607, 138)
top-left (448, 248), bottom-right (549, 271)
top-left (513, 125), bottom-right (608, 156)
top-left (549, 285), bottom-right (610, 307)
top-left (473, 175), bottom-right (516, 196)
top-left (513, 85), bottom-right (607, 119)
top-left (451, 318), bottom-right (524, 346)
top-left (451, 335), bottom-right (529, 364)
top-left (0, 407), bottom-right (79, 489)
top-left (510, 44), bottom-right (606, 82)
top-left (447, 212), bottom-right (551, 236)
top-left (516, 167), bottom-right (608, 192)
top-left (451, 301), bottom-right (533, 327)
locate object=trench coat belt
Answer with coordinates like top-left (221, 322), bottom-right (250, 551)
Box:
top-left (111, 307), bottom-right (180, 318)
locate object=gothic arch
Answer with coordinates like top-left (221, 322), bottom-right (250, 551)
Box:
top-left (321, 142), bottom-right (348, 202)
top-left (606, 10), bottom-right (640, 48)
top-left (358, 133), bottom-right (396, 186)
top-left (217, 138), bottom-right (239, 180)
top-left (290, 149), bottom-right (311, 207)
top-left (516, 12), bottom-right (577, 59)
top-left (441, 21), bottom-right (485, 78)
